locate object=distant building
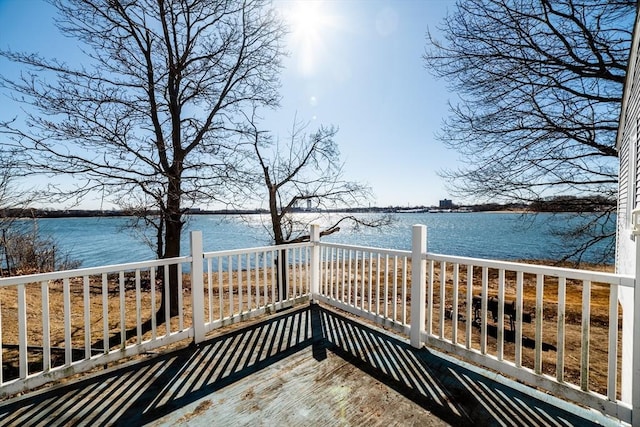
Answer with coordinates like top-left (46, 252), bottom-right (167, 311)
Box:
top-left (439, 199), bottom-right (453, 209)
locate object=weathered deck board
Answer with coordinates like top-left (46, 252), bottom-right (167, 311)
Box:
top-left (0, 305), bottom-right (620, 426)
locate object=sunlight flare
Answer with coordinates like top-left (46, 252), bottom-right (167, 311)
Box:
top-left (282, 0), bottom-right (340, 76)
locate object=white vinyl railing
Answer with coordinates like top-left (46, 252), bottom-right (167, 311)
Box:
top-left (421, 253), bottom-right (633, 423)
top-left (202, 242), bottom-right (311, 332)
top-left (1, 224), bottom-right (638, 425)
top-left (314, 243), bottom-right (412, 335)
top-left (0, 232), bottom-right (310, 398)
top-left (0, 255), bottom-right (193, 397)
top-left (315, 225), bottom-right (636, 425)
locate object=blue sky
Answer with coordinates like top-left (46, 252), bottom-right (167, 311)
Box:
top-left (0, 0), bottom-right (460, 209)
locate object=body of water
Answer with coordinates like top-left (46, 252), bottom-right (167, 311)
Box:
top-left (24, 212), bottom-right (615, 268)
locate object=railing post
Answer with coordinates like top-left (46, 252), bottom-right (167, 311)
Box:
top-left (310, 224), bottom-right (320, 302)
top-left (410, 224), bottom-right (427, 348)
top-left (190, 231), bottom-right (205, 344)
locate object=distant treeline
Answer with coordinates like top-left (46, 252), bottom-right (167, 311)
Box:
top-left (528, 196), bottom-right (615, 212)
top-left (0, 196), bottom-right (615, 218)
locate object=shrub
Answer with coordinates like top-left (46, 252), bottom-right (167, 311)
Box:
top-left (0, 221), bottom-right (80, 276)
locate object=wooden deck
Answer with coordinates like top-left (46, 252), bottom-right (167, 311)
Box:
top-left (0, 304), bottom-right (620, 426)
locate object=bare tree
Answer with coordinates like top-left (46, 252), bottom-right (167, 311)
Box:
top-left (0, 0), bottom-right (285, 315)
top-left (246, 114), bottom-right (381, 243)
top-left (241, 113), bottom-right (388, 297)
top-left (424, 0), bottom-right (635, 261)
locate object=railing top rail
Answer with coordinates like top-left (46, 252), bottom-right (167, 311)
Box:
top-left (427, 252), bottom-right (633, 287)
top-left (319, 242), bottom-right (411, 258)
top-left (0, 256), bottom-right (191, 287)
top-left (203, 241), bottom-right (311, 258)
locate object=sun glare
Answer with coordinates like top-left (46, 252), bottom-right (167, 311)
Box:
top-left (283, 1), bottom-right (337, 76)
top-left (289, 1), bottom-right (325, 36)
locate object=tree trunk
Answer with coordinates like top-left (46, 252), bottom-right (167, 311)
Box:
top-left (268, 186), bottom-right (289, 302)
top-left (159, 174), bottom-right (182, 319)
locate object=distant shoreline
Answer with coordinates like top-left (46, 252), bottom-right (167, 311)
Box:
top-left (0, 207), bottom-right (612, 219)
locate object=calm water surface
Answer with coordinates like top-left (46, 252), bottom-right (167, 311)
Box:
top-left (28, 212), bottom-right (614, 267)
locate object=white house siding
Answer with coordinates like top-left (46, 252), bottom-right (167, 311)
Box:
top-left (616, 6), bottom-right (640, 404)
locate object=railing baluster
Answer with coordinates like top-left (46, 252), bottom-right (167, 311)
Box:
top-left (306, 246), bottom-right (310, 295)
top-left (42, 281), bottom-right (51, 371)
top-left (255, 252), bottom-right (260, 309)
top-left (366, 252), bottom-right (372, 312)
top-left (333, 247), bottom-right (338, 299)
top-left (452, 263), bottom-right (459, 345)
top-left (164, 265), bottom-right (170, 334)
top-left (322, 248), bottom-right (331, 297)
top-left (358, 251), bottom-right (363, 308)
top-left (302, 247), bottom-right (306, 296)
top-left (237, 254), bottom-right (243, 313)
top-left (288, 249), bottom-right (293, 301)
top-left (581, 280), bottom-right (591, 392)
top-left (294, 248), bottom-right (299, 299)
top-left (340, 249), bottom-right (347, 302)
top-left (466, 265), bottom-right (473, 350)
top-left (218, 257), bottom-right (224, 320)
top-left (402, 257), bottom-right (407, 326)
top-left (317, 246), bottom-right (322, 295)
top-left (297, 247), bottom-right (302, 298)
top-left (303, 247), bottom-right (308, 295)
top-left (332, 248), bottom-right (337, 300)
top-left (302, 247), bottom-right (307, 295)
top-left (355, 251), bottom-right (360, 307)
top-left (18, 283), bottom-right (27, 377)
top-left (119, 271), bottom-right (126, 348)
top-left (304, 246), bottom-right (311, 294)
top-left (178, 264), bottom-right (184, 331)
top-left (384, 254), bottom-right (389, 318)
top-left (228, 255), bottom-right (233, 316)
top-left (497, 269), bottom-right (505, 361)
top-left (101, 273), bottom-right (109, 350)
top-left (515, 271), bottom-right (523, 367)
top-left (262, 252), bottom-right (268, 307)
top-left (84, 275), bottom-right (92, 358)
top-left (337, 248), bottom-right (341, 300)
top-left (608, 282), bottom-right (619, 401)
top-left (356, 251), bottom-right (362, 309)
top-left (376, 254), bottom-right (381, 315)
top-left (135, 270), bottom-right (142, 345)
top-left (427, 259), bottom-right (434, 336)
top-left (246, 253), bottom-right (252, 311)
top-left (359, 251), bottom-right (364, 308)
top-left (65, 277), bottom-right (72, 364)
top-left (207, 258), bottom-right (213, 322)
top-left (150, 268), bottom-right (157, 339)
top-left (557, 277), bottom-right (566, 382)
top-left (440, 261), bottom-right (446, 339)
top-left (271, 250), bottom-right (276, 311)
top-left (393, 256), bottom-right (397, 322)
top-left (535, 274), bottom-right (544, 375)
top-left (480, 267), bottom-right (488, 355)
top-left (348, 250), bottom-right (353, 306)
